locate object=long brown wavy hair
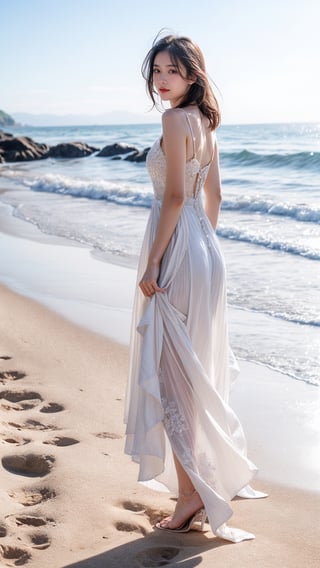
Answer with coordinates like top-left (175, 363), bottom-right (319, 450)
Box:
top-left (142, 33), bottom-right (221, 131)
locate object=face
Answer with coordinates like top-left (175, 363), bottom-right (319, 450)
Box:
top-left (152, 50), bottom-right (194, 107)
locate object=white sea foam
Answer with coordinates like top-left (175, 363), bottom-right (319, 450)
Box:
top-left (2, 169), bottom-right (320, 224)
top-left (217, 224), bottom-right (320, 260)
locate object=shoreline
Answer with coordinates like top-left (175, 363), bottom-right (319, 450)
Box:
top-left (0, 200), bottom-right (318, 384)
top-left (0, 202), bottom-right (319, 492)
top-left (0, 283), bottom-right (319, 567)
top-left (1, 202), bottom-right (320, 565)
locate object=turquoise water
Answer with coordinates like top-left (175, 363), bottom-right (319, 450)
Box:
top-left (0, 121), bottom-right (319, 385)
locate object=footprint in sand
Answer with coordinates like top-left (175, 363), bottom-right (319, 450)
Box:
top-left (3, 515), bottom-right (55, 555)
top-left (0, 356), bottom-right (12, 360)
top-left (40, 402), bottom-right (65, 413)
top-left (2, 454), bottom-right (55, 477)
top-left (0, 367), bottom-right (74, 561)
top-left (94, 432), bottom-right (122, 439)
top-left (0, 390), bottom-right (64, 414)
top-left (0, 544), bottom-right (31, 566)
top-left (43, 436), bottom-right (79, 447)
top-left (122, 501), bottom-right (146, 513)
top-left (121, 500), bottom-right (167, 526)
top-left (8, 419), bottom-right (58, 431)
top-left (0, 390), bottom-right (43, 411)
top-left (115, 501), bottom-right (167, 538)
top-left (0, 371), bottom-right (26, 385)
top-left (6, 514), bottom-right (56, 529)
top-left (28, 532), bottom-right (51, 550)
top-left (1, 434), bottom-right (31, 446)
top-left (134, 547), bottom-right (180, 567)
top-left (8, 486), bottom-right (57, 507)
top-left (115, 520), bottom-right (147, 536)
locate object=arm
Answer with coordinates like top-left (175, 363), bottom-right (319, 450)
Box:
top-left (203, 138), bottom-right (222, 230)
top-left (139, 109), bottom-right (186, 297)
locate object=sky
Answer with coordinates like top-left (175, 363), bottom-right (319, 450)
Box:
top-left (1, 0), bottom-right (320, 125)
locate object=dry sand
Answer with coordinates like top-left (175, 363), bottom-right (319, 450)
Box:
top-left (0, 283), bottom-right (319, 568)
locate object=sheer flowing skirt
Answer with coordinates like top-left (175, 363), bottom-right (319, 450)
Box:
top-left (124, 198), bottom-right (265, 541)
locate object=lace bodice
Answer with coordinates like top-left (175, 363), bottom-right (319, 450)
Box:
top-left (146, 112), bottom-right (213, 202)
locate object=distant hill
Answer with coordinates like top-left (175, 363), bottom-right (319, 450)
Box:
top-left (12, 110), bottom-right (159, 127)
top-left (0, 110), bottom-right (16, 127)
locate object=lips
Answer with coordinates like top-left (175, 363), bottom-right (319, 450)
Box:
top-left (159, 88), bottom-right (169, 93)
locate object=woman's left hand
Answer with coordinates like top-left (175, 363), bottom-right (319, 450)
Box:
top-left (139, 261), bottom-right (166, 297)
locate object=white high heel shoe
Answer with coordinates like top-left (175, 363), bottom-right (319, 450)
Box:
top-left (156, 508), bottom-right (207, 533)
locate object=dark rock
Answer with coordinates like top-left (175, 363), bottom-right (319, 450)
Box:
top-left (49, 142), bottom-right (99, 158)
top-left (0, 135), bottom-right (49, 162)
top-left (124, 147), bottom-right (150, 163)
top-left (0, 131), bottom-right (14, 141)
top-left (97, 142), bottom-right (138, 157)
top-left (0, 132), bottom-right (148, 164)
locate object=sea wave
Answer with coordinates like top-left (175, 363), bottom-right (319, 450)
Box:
top-left (4, 171), bottom-right (319, 225)
top-left (221, 195), bottom-right (320, 223)
top-left (234, 350), bottom-right (320, 387)
top-left (13, 173), bottom-right (320, 260)
top-left (228, 300), bottom-right (320, 328)
top-left (217, 225), bottom-right (320, 260)
top-left (24, 173), bottom-right (154, 208)
top-left (220, 149), bottom-right (320, 171)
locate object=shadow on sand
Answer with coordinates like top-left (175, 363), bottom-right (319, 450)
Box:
top-left (63, 529), bottom-right (231, 568)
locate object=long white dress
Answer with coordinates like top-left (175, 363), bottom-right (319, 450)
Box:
top-left (124, 111), bottom-right (266, 542)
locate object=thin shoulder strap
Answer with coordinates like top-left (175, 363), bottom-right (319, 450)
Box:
top-left (184, 111), bottom-right (196, 159)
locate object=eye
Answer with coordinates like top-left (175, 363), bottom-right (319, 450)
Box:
top-left (168, 69), bottom-right (177, 74)
top-left (152, 68), bottom-right (160, 73)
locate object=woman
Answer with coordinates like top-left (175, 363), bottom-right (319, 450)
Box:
top-left (124, 33), bottom-right (266, 542)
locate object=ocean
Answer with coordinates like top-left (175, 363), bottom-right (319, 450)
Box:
top-left (0, 121), bottom-right (319, 387)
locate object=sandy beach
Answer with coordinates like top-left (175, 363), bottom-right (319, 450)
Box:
top-left (0, 209), bottom-right (319, 567)
top-left (0, 283), bottom-right (319, 568)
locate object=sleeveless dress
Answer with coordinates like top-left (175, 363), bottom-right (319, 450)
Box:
top-left (124, 111), bottom-right (266, 542)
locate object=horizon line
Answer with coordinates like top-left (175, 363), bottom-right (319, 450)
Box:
top-left (4, 119), bottom-right (319, 129)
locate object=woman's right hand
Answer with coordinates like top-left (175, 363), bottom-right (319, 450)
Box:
top-left (139, 261), bottom-right (166, 297)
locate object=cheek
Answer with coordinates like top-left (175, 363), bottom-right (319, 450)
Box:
top-left (182, 81), bottom-right (191, 92)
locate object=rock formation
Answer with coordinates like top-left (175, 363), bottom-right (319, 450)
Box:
top-left (0, 132), bottom-right (149, 164)
top-left (125, 148), bottom-right (150, 162)
top-left (97, 143), bottom-right (138, 157)
top-left (0, 132), bottom-right (49, 162)
top-left (48, 142), bottom-right (99, 158)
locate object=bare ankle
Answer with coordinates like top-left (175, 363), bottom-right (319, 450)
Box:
top-left (179, 488), bottom-right (196, 498)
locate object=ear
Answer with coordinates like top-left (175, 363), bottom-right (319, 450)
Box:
top-left (187, 74), bottom-right (197, 85)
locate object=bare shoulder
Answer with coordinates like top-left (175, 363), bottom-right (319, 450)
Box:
top-left (162, 108), bottom-right (187, 132)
